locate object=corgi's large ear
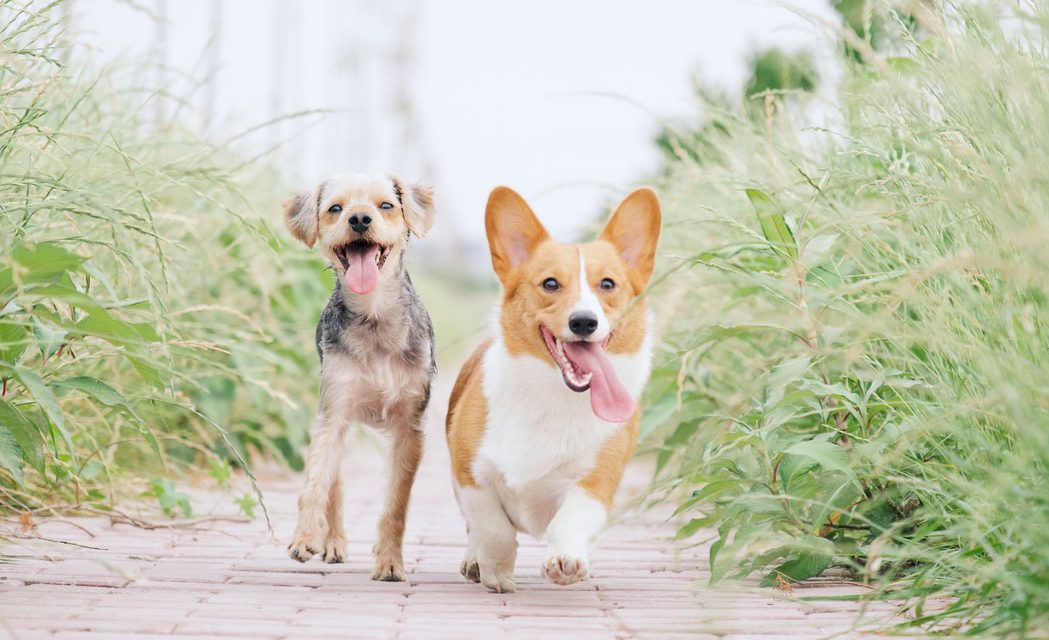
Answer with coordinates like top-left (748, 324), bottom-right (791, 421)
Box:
top-left (283, 186), bottom-right (321, 248)
top-left (599, 187), bottom-right (661, 289)
top-left (393, 178), bottom-right (436, 238)
top-left (485, 186), bottom-right (549, 283)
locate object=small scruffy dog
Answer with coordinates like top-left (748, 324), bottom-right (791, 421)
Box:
top-left (283, 173), bottom-right (436, 581)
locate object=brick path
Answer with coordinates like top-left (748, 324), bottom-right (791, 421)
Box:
top-left (0, 375), bottom-right (918, 639)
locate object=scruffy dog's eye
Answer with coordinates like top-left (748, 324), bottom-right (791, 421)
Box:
top-left (328, 204), bottom-right (343, 214)
top-left (542, 278), bottom-right (560, 292)
top-left (600, 278), bottom-right (616, 291)
top-left (380, 202), bottom-right (394, 210)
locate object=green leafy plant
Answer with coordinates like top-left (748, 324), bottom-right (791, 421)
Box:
top-left (0, 1), bottom-right (327, 517)
top-left (646, 1), bottom-right (1049, 636)
top-left (142, 478), bottom-right (192, 518)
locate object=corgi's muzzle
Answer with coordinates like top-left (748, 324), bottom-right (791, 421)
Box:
top-left (540, 325), bottom-right (634, 423)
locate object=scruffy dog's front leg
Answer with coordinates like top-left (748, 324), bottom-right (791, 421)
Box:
top-left (321, 470), bottom-right (347, 563)
top-left (371, 426), bottom-right (424, 581)
top-left (288, 413), bottom-right (346, 562)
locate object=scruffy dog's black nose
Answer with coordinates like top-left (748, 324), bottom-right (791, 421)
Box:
top-left (349, 213), bottom-right (372, 234)
top-left (568, 311), bottom-right (599, 337)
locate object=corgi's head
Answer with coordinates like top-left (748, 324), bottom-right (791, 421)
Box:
top-left (485, 186), bottom-right (661, 422)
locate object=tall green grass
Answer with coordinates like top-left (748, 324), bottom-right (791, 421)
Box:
top-left (0, 1), bottom-right (328, 516)
top-left (646, 2), bottom-right (1048, 636)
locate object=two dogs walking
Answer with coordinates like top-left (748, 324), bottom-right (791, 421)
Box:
top-left (283, 175), bottom-right (660, 592)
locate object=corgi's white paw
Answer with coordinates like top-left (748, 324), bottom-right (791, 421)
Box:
top-left (460, 555), bottom-right (480, 583)
top-left (480, 564), bottom-right (516, 593)
top-left (542, 553), bottom-right (589, 585)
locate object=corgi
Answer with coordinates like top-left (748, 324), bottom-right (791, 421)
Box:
top-left (446, 186), bottom-right (661, 592)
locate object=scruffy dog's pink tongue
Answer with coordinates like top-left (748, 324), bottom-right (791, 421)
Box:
top-left (563, 341), bottom-right (635, 423)
top-left (343, 245), bottom-right (380, 294)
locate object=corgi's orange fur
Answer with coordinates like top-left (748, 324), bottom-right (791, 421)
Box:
top-left (446, 186), bottom-right (661, 592)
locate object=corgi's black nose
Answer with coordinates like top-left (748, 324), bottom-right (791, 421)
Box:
top-left (568, 311), bottom-right (598, 337)
top-left (349, 213), bottom-right (372, 234)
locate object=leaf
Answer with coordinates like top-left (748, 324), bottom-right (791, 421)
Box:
top-left (777, 453), bottom-right (817, 488)
top-left (0, 321), bottom-right (28, 364)
top-left (3, 365), bottom-right (74, 460)
top-left (0, 399), bottom-right (43, 473)
top-left (675, 516), bottom-right (712, 540)
top-left (32, 319), bottom-right (67, 360)
top-left (765, 356), bottom-right (811, 408)
top-left (746, 188), bottom-right (797, 259)
top-left (710, 521), bottom-right (759, 584)
top-left (145, 478), bottom-right (193, 518)
top-left (708, 525), bottom-right (729, 581)
top-left (689, 480), bottom-right (739, 506)
top-left (21, 283), bottom-right (100, 309)
top-left (760, 552), bottom-right (832, 587)
top-left (235, 493), bottom-right (257, 519)
top-left (52, 376), bottom-right (134, 412)
top-left (784, 439), bottom-right (855, 480)
top-left (886, 56), bottom-right (920, 75)
top-left (864, 501), bottom-right (898, 541)
top-left (0, 267), bottom-right (11, 297)
top-left (51, 376), bottom-right (159, 458)
top-left (209, 459), bottom-right (231, 486)
top-left (75, 309), bottom-right (144, 343)
top-left (12, 242), bottom-right (86, 282)
top-left (0, 424), bottom-right (25, 486)
top-left (641, 394), bottom-right (677, 436)
top-left (79, 458), bottom-right (105, 481)
top-left (798, 379), bottom-right (861, 407)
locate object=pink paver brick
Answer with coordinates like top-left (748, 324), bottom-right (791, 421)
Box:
top-left (0, 374), bottom-right (924, 639)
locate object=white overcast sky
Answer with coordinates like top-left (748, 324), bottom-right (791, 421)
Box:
top-left (72, 0), bottom-right (837, 263)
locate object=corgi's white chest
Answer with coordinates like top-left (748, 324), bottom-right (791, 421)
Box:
top-left (471, 335), bottom-right (652, 535)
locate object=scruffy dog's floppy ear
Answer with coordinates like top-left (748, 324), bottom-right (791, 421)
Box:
top-left (393, 178), bottom-right (435, 238)
top-left (283, 187), bottom-right (320, 248)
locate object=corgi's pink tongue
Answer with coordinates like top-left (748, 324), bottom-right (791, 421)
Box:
top-left (343, 245), bottom-right (380, 294)
top-left (563, 341), bottom-right (635, 423)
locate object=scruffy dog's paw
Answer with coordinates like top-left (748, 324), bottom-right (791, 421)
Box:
top-left (371, 556), bottom-right (406, 582)
top-left (459, 555), bottom-right (480, 583)
top-left (321, 535), bottom-right (347, 564)
top-left (542, 554), bottom-right (589, 585)
top-left (480, 565), bottom-right (516, 593)
top-left (287, 528), bottom-right (323, 563)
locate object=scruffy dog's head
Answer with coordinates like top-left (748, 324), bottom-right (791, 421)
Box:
top-left (284, 174), bottom-right (435, 295)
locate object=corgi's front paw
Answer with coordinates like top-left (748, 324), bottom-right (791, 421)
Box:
top-left (287, 527), bottom-right (324, 563)
top-left (480, 564), bottom-right (516, 593)
top-left (460, 555), bottom-right (480, 582)
top-left (542, 554), bottom-right (589, 585)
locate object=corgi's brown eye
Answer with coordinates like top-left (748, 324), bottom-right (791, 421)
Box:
top-left (380, 202), bottom-right (394, 210)
top-left (542, 278), bottom-right (560, 292)
top-left (328, 204), bottom-right (343, 214)
top-left (600, 278), bottom-right (616, 291)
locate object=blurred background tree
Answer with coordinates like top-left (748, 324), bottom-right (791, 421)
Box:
top-left (744, 48), bottom-right (819, 99)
